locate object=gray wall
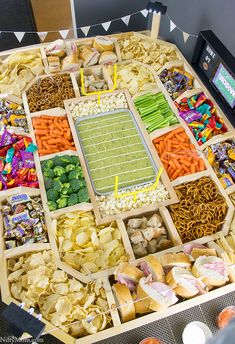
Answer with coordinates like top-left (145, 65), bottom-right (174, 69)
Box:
top-left (74, 0), bottom-right (235, 61)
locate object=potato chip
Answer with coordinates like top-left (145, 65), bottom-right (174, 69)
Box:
top-left (56, 211), bottom-right (128, 275)
top-left (7, 250), bottom-right (112, 338)
top-left (118, 35), bottom-right (178, 71)
top-left (0, 51), bottom-right (44, 96)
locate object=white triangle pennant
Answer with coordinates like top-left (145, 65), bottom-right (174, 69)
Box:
top-left (37, 31), bottom-right (48, 42)
top-left (170, 20), bottom-right (176, 32)
top-left (14, 32), bottom-right (25, 42)
top-left (141, 9), bottom-right (148, 18)
top-left (183, 31), bottom-right (190, 43)
top-left (102, 21), bottom-right (111, 31)
top-left (59, 30), bottom-right (69, 40)
top-left (121, 15), bottom-right (131, 26)
top-left (80, 26), bottom-right (90, 36)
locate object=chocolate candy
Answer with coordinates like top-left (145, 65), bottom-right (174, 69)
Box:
top-left (205, 140), bottom-right (235, 189)
top-left (2, 194), bottom-right (48, 249)
top-left (159, 67), bottom-right (193, 100)
top-left (0, 99), bottom-right (28, 131)
top-left (175, 92), bottom-right (227, 145)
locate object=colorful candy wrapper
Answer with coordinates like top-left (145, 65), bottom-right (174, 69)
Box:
top-left (219, 174), bottom-right (233, 188)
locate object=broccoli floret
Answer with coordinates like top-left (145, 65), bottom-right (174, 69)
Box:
top-left (44, 178), bottom-right (54, 190)
top-left (68, 169), bottom-right (81, 181)
top-left (61, 184), bottom-right (71, 195)
top-left (70, 179), bottom-right (83, 192)
top-left (47, 189), bottom-right (59, 202)
top-left (66, 186), bottom-right (75, 195)
top-left (42, 159), bottom-right (54, 169)
top-left (67, 193), bottom-right (78, 206)
top-left (65, 164), bottom-right (76, 173)
top-left (56, 196), bottom-right (68, 209)
top-left (54, 166), bottom-right (66, 177)
top-left (70, 156), bottom-right (79, 164)
top-left (77, 188), bottom-right (89, 202)
top-left (52, 180), bottom-right (63, 192)
top-left (60, 155), bottom-right (73, 165)
top-left (47, 201), bottom-right (57, 211)
top-left (43, 168), bottom-right (55, 179)
top-left (59, 173), bottom-right (68, 184)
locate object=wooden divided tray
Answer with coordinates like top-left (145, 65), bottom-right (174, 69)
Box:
top-left (0, 31), bottom-right (234, 344)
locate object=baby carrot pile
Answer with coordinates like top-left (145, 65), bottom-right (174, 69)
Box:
top-left (153, 127), bottom-right (205, 180)
top-left (32, 115), bottom-right (76, 156)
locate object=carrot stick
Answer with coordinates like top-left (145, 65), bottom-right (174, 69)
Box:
top-left (190, 164), bottom-right (196, 173)
top-left (172, 169), bottom-right (181, 180)
top-left (199, 159), bottom-right (205, 171)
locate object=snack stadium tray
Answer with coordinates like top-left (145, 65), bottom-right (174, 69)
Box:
top-left (75, 109), bottom-right (159, 195)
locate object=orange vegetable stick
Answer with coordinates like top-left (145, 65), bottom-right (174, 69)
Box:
top-left (173, 159), bottom-right (182, 170)
top-left (174, 133), bottom-right (184, 142)
top-left (190, 164), bottom-right (196, 173)
top-left (180, 158), bottom-right (191, 167)
top-left (153, 136), bottom-right (164, 144)
top-left (163, 127), bottom-right (184, 141)
top-left (63, 119), bottom-right (69, 128)
top-left (199, 159), bottom-right (205, 171)
top-left (172, 169), bottom-right (181, 180)
top-left (34, 129), bottom-right (48, 135)
top-left (169, 160), bottom-right (176, 169)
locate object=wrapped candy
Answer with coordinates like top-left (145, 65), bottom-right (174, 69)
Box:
top-left (2, 194), bottom-right (48, 248)
top-left (159, 67), bottom-right (193, 100)
top-left (175, 92), bottom-right (227, 145)
top-left (0, 98), bottom-right (28, 131)
top-left (205, 140), bottom-right (235, 189)
top-left (0, 129), bottom-right (38, 191)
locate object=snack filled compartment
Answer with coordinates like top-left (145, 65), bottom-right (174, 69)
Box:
top-left (133, 89), bottom-right (179, 134)
top-left (123, 208), bottom-right (182, 258)
top-left (1, 249), bottom-right (115, 342)
top-left (23, 73), bottom-right (79, 113)
top-left (68, 90), bottom-right (129, 120)
top-left (52, 209), bottom-right (133, 277)
top-left (174, 90), bottom-right (231, 148)
top-left (152, 126), bottom-right (207, 181)
top-left (75, 109), bottom-right (158, 194)
top-left (168, 174), bottom-right (233, 243)
top-left (30, 109), bottom-right (76, 156)
top-left (0, 94), bottom-right (29, 133)
top-left (157, 60), bottom-right (200, 100)
top-left (43, 40), bottom-right (81, 73)
top-left (111, 241), bottom-right (231, 324)
top-left (116, 32), bottom-right (178, 72)
top-left (204, 135), bottom-right (235, 193)
top-left (38, 151), bottom-right (90, 213)
top-left (112, 61), bottom-right (159, 96)
top-left (76, 35), bottom-right (120, 67)
top-left (77, 65), bottom-right (114, 95)
top-left (0, 48), bottom-right (44, 97)
top-left (0, 130), bottom-right (39, 193)
top-left (0, 190), bottom-right (49, 253)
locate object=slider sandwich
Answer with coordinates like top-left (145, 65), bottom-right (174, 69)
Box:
top-left (138, 255), bottom-right (165, 282)
top-left (166, 267), bottom-right (207, 298)
top-left (192, 256), bottom-right (229, 288)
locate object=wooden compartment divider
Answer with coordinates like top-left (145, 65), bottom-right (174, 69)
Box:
top-left (0, 31), bottom-right (235, 344)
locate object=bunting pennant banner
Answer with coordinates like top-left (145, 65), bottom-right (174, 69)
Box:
top-left (183, 31), bottom-right (190, 43)
top-left (102, 21), bottom-right (111, 31)
top-left (59, 29), bottom-right (69, 39)
top-left (141, 9), bottom-right (148, 17)
top-left (1, 8), bottom-right (197, 45)
top-left (170, 20), bottom-right (176, 32)
top-left (37, 31), bottom-right (48, 42)
top-left (80, 26), bottom-right (90, 36)
top-left (121, 15), bottom-right (131, 26)
top-left (14, 32), bottom-right (25, 42)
